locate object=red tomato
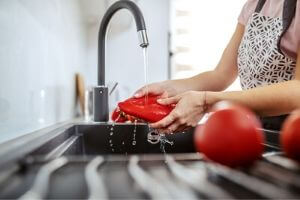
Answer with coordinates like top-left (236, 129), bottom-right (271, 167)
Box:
top-left (280, 110), bottom-right (300, 162)
top-left (194, 101), bottom-right (264, 167)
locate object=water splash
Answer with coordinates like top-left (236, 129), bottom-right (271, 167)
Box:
top-left (109, 116), bottom-right (119, 152)
top-left (159, 134), bottom-right (174, 154)
top-left (132, 120), bottom-right (137, 146)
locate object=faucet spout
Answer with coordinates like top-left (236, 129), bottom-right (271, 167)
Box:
top-left (94, 0), bottom-right (149, 122)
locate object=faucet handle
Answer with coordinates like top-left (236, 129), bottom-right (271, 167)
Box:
top-left (109, 82), bottom-right (119, 96)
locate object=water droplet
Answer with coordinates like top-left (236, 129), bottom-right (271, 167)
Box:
top-left (110, 143), bottom-right (113, 147)
top-left (133, 120), bottom-right (137, 133)
top-left (112, 149), bottom-right (115, 152)
top-left (110, 132), bottom-right (113, 136)
top-left (122, 141), bottom-right (125, 145)
top-left (110, 127), bottom-right (114, 131)
top-left (109, 140), bottom-right (112, 143)
top-left (132, 141), bottom-right (136, 146)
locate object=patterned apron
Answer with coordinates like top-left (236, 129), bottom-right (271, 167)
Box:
top-left (237, 0), bottom-right (297, 130)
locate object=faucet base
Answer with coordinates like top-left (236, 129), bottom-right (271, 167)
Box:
top-left (93, 86), bottom-right (109, 122)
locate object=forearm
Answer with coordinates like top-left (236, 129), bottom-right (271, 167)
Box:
top-left (170, 69), bottom-right (234, 93)
top-left (189, 70), bottom-right (236, 92)
top-left (207, 80), bottom-right (300, 116)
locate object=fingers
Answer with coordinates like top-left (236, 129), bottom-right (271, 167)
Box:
top-left (150, 111), bottom-right (178, 129)
top-left (153, 114), bottom-right (204, 134)
top-left (134, 87), bottom-right (146, 98)
top-left (134, 86), bottom-right (163, 98)
top-left (175, 125), bottom-right (189, 133)
top-left (156, 123), bottom-right (187, 134)
top-left (166, 120), bottom-right (182, 133)
top-left (157, 95), bottom-right (181, 105)
top-left (160, 91), bottom-right (169, 99)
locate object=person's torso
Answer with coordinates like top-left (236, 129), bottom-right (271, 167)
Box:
top-left (238, 0), bottom-right (298, 90)
top-left (238, 0), bottom-right (300, 60)
top-left (237, 0), bottom-right (299, 131)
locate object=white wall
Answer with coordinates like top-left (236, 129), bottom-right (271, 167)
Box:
top-left (0, 0), bottom-right (88, 143)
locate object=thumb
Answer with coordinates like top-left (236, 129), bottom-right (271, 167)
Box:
top-left (134, 91), bottom-right (144, 98)
top-left (160, 91), bottom-right (169, 99)
top-left (134, 86), bottom-right (164, 98)
top-left (134, 87), bottom-right (146, 98)
top-left (157, 95), bottom-right (181, 105)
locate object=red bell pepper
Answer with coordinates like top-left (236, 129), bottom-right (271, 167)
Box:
top-left (112, 95), bottom-right (175, 123)
top-left (111, 107), bottom-right (127, 123)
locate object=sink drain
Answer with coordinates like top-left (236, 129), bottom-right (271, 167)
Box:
top-left (147, 131), bottom-right (161, 144)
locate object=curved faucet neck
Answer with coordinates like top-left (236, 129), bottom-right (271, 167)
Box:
top-left (98, 0), bottom-right (149, 86)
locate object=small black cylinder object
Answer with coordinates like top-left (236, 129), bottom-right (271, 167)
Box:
top-left (93, 86), bottom-right (109, 122)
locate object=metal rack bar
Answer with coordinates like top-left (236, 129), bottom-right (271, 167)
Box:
top-left (166, 156), bottom-right (233, 199)
top-left (19, 157), bottom-right (68, 200)
top-left (85, 156), bottom-right (108, 200)
top-left (250, 161), bottom-right (300, 189)
top-left (148, 165), bottom-right (198, 200)
top-left (206, 163), bottom-right (298, 199)
top-left (128, 156), bottom-right (172, 200)
top-left (264, 155), bottom-right (300, 171)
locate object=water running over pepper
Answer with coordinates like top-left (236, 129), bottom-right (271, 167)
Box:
top-left (143, 47), bottom-right (149, 104)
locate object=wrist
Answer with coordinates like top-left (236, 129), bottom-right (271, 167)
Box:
top-left (170, 79), bottom-right (188, 94)
top-left (206, 91), bottom-right (222, 107)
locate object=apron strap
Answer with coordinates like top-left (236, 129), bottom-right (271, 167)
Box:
top-left (278, 0), bottom-right (298, 53)
top-left (282, 0), bottom-right (297, 31)
top-left (255, 0), bottom-right (267, 13)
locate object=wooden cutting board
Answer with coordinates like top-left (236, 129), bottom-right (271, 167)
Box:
top-left (76, 73), bottom-right (85, 115)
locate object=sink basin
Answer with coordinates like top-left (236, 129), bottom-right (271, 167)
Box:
top-left (0, 121), bottom-right (280, 168)
top-left (30, 124), bottom-right (195, 157)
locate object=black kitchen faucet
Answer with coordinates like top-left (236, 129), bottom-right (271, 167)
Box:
top-left (94, 0), bottom-right (149, 122)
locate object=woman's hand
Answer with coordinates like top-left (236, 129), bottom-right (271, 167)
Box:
top-left (134, 80), bottom-right (184, 99)
top-left (150, 91), bottom-right (208, 133)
